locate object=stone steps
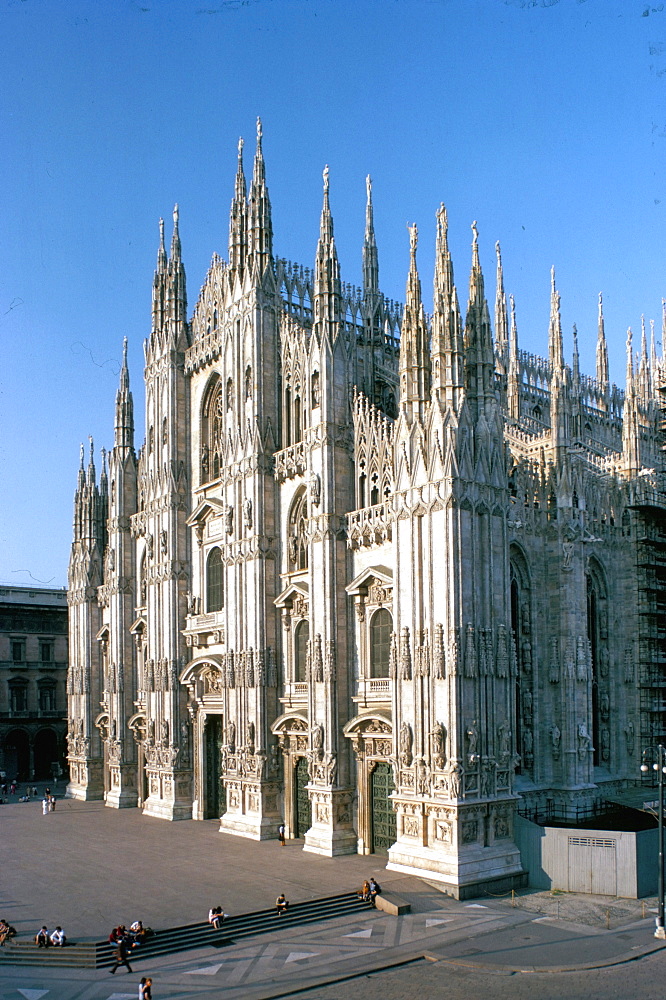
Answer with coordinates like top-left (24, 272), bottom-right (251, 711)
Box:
top-left (0, 892), bottom-right (371, 968)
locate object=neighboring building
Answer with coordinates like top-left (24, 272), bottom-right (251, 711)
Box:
top-left (66, 120), bottom-right (666, 897)
top-left (0, 585), bottom-right (68, 780)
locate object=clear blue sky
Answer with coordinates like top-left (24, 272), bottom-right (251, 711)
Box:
top-left (1, 0), bottom-right (664, 588)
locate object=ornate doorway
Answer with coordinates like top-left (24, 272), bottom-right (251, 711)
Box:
top-left (294, 756), bottom-right (311, 837)
top-left (204, 715), bottom-right (225, 819)
top-left (371, 761), bottom-right (396, 853)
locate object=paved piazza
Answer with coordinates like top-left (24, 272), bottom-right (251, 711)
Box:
top-left (1, 793), bottom-right (664, 1000)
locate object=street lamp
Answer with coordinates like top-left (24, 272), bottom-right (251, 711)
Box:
top-left (641, 744), bottom-right (666, 939)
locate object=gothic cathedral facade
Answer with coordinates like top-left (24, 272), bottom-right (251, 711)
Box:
top-left (67, 121), bottom-right (666, 896)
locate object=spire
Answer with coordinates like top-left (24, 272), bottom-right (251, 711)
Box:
top-left (651, 318), bottom-right (658, 376)
top-left (548, 266), bottom-right (564, 370)
top-left (494, 241), bottom-right (508, 361)
top-left (639, 315), bottom-right (651, 404)
top-left (399, 223), bottom-right (430, 417)
top-left (87, 436), bottom-right (96, 487)
top-left (314, 165), bottom-right (341, 330)
top-left (167, 204), bottom-right (187, 334)
top-left (228, 136), bottom-right (248, 275)
top-left (77, 442), bottom-right (86, 492)
top-left (99, 447), bottom-right (108, 496)
top-left (626, 326), bottom-right (634, 393)
top-left (431, 203), bottom-right (463, 406)
top-left (596, 292), bottom-right (609, 394)
top-left (623, 327), bottom-right (640, 475)
top-left (157, 217), bottom-right (167, 272)
top-left (508, 294), bottom-right (520, 420)
top-left (572, 323), bottom-right (580, 386)
top-left (170, 203), bottom-right (181, 263)
top-left (362, 175), bottom-right (379, 297)
top-left (114, 337), bottom-right (135, 451)
top-left (247, 117), bottom-right (273, 274)
top-left (464, 221), bottom-right (496, 416)
top-left (509, 293), bottom-right (519, 360)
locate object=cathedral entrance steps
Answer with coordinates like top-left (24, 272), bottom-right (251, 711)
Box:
top-left (0, 892), bottom-right (371, 968)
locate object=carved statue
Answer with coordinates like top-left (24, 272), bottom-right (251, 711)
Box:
top-left (497, 720), bottom-right (511, 757)
top-left (550, 724), bottom-right (561, 752)
top-left (227, 720), bottom-right (236, 752)
top-left (399, 722), bottom-right (413, 767)
top-left (430, 722), bottom-right (446, 768)
top-left (243, 497), bottom-right (253, 530)
top-left (309, 471), bottom-right (321, 507)
top-left (466, 721), bottom-right (479, 761)
top-left (312, 723), bottom-right (324, 758)
top-left (577, 723), bottom-right (591, 760)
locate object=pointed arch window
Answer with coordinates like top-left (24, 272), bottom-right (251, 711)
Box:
top-left (294, 620), bottom-right (309, 682)
top-left (206, 547), bottom-right (224, 612)
top-left (370, 608), bottom-right (392, 678)
top-left (288, 489), bottom-right (308, 572)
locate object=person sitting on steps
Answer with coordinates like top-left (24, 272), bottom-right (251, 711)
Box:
top-left (276, 893), bottom-right (289, 916)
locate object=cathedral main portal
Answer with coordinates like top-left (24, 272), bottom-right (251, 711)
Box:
top-left (295, 756), bottom-right (311, 837)
top-left (204, 715), bottom-right (225, 820)
top-left (371, 761), bottom-right (396, 853)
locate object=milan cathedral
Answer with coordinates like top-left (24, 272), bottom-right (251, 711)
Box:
top-left (67, 120), bottom-right (666, 896)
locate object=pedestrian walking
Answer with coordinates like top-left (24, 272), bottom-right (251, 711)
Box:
top-left (41, 797), bottom-right (49, 816)
top-left (143, 976), bottom-right (153, 999)
top-left (49, 795), bottom-right (56, 811)
top-left (278, 822), bottom-right (286, 847)
top-left (110, 936), bottom-right (133, 974)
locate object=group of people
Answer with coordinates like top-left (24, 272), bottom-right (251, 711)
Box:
top-left (0, 919), bottom-right (16, 945)
top-left (35, 925), bottom-right (66, 947)
top-left (108, 920), bottom-right (152, 973)
top-left (358, 878), bottom-right (382, 906)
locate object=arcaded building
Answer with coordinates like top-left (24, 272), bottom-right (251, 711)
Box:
top-left (0, 585), bottom-right (68, 780)
top-left (66, 121), bottom-right (666, 897)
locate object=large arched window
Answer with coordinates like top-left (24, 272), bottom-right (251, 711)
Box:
top-left (207, 547), bottom-right (223, 612)
top-left (587, 559), bottom-right (609, 767)
top-left (370, 609), bottom-right (392, 678)
top-left (288, 489), bottom-right (308, 572)
top-left (294, 620), bottom-right (309, 682)
top-left (510, 545), bottom-right (533, 775)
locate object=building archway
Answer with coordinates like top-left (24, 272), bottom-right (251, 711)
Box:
top-left (33, 728), bottom-right (59, 780)
top-left (4, 728), bottom-right (30, 780)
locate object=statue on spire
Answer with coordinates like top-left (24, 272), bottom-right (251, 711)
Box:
top-left (408, 222), bottom-right (418, 258)
top-left (323, 164), bottom-right (329, 193)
